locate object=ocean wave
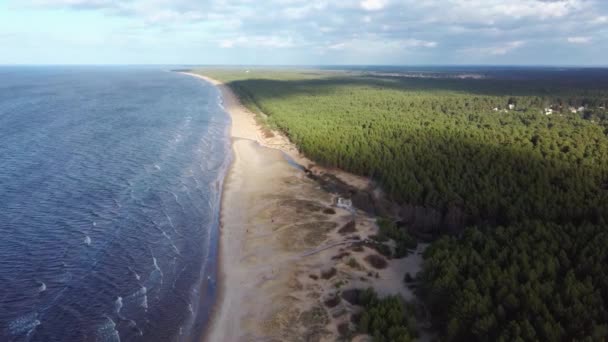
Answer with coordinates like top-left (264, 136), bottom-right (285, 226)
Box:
top-left (1, 68), bottom-right (232, 341)
top-left (114, 296), bottom-right (123, 318)
top-left (7, 312), bottom-right (40, 337)
top-left (95, 317), bottom-right (120, 342)
top-left (123, 286), bottom-right (148, 312)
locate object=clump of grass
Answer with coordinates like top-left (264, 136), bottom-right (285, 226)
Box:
top-left (321, 267), bottom-right (337, 279)
top-left (338, 322), bottom-right (351, 337)
top-left (346, 257), bottom-right (362, 270)
top-left (323, 208), bottom-right (336, 215)
top-left (351, 244), bottom-right (365, 252)
top-left (338, 220), bottom-right (357, 234)
top-left (299, 306), bottom-right (329, 327)
top-left (365, 241), bottom-right (392, 258)
top-left (369, 233), bottom-right (389, 243)
top-left (334, 280), bottom-right (346, 288)
top-left (341, 289), bottom-right (362, 305)
top-left (332, 252), bottom-right (350, 260)
top-left (323, 295), bottom-right (341, 308)
top-left (364, 254), bottom-right (388, 269)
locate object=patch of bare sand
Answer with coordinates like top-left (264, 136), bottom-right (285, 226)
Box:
top-left (182, 72), bottom-right (427, 342)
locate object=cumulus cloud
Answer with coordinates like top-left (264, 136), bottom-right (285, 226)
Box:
top-left (465, 40), bottom-right (526, 56)
top-left (16, 0), bottom-right (608, 64)
top-left (567, 36), bottom-right (592, 44)
top-left (360, 0), bottom-right (388, 11)
top-left (325, 37), bottom-right (436, 53)
top-left (29, 0), bottom-right (121, 10)
top-left (220, 35), bottom-right (295, 49)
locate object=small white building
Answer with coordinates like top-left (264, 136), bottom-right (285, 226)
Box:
top-left (508, 103), bottom-right (515, 110)
top-left (569, 107), bottom-right (577, 113)
top-left (544, 108), bottom-right (553, 115)
top-left (493, 107), bottom-right (499, 112)
top-left (577, 106), bottom-right (585, 112)
top-left (336, 197), bottom-right (353, 210)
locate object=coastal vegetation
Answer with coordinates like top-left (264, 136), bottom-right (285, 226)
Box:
top-left (419, 222), bottom-right (608, 341)
top-left (374, 218), bottom-right (417, 258)
top-left (194, 68), bottom-right (608, 340)
top-left (200, 69), bottom-right (608, 229)
top-left (356, 288), bottom-right (416, 342)
top-left (342, 288), bottom-right (417, 342)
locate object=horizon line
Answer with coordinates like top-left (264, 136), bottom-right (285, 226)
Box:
top-left (2, 63), bottom-right (608, 68)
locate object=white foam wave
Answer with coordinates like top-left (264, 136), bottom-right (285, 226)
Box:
top-left (160, 230), bottom-right (180, 254)
top-left (126, 286), bottom-right (148, 310)
top-left (141, 257), bottom-right (164, 299)
top-left (37, 281), bottom-right (46, 293)
top-left (57, 272), bottom-right (72, 283)
top-left (7, 312), bottom-right (40, 336)
top-left (127, 267), bottom-right (140, 281)
top-left (84, 235), bottom-right (91, 245)
top-left (96, 317), bottom-right (121, 342)
top-left (115, 296), bottom-right (123, 317)
top-left (217, 94), bottom-right (225, 110)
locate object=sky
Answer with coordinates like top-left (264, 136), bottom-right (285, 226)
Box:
top-left (0, 0), bottom-right (607, 65)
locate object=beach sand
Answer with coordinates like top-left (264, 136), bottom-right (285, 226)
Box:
top-left (182, 72), bottom-right (427, 342)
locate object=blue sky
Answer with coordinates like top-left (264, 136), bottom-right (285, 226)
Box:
top-left (1, 0), bottom-right (607, 65)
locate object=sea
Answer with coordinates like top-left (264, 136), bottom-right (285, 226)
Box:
top-left (0, 66), bottom-right (231, 341)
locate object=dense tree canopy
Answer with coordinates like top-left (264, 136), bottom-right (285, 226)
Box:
top-left (419, 222), bottom-right (608, 341)
top-left (356, 288), bottom-right (416, 342)
top-left (195, 69), bottom-right (608, 340)
top-left (201, 70), bottom-right (608, 227)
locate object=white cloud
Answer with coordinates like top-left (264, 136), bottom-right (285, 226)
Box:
top-left (325, 37), bottom-right (436, 52)
top-left (592, 15), bottom-right (608, 24)
top-left (421, 0), bottom-right (590, 25)
top-left (495, 0), bottom-right (582, 19)
top-left (567, 36), bottom-right (592, 44)
top-left (360, 0), bottom-right (388, 11)
top-left (283, 2), bottom-right (328, 19)
top-left (399, 39), bottom-right (438, 48)
top-left (465, 40), bottom-right (525, 56)
top-left (219, 35), bottom-right (295, 49)
top-left (31, 0), bottom-right (108, 5)
top-left (328, 42), bottom-right (347, 50)
top-left (17, 0), bottom-right (608, 64)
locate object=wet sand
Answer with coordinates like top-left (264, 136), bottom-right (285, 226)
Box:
top-left (182, 72), bottom-right (427, 341)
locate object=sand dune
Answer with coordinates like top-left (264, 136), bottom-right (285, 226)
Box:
top-left (182, 72), bottom-right (426, 342)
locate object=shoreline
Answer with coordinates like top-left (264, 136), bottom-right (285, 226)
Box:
top-left (181, 72), bottom-right (428, 341)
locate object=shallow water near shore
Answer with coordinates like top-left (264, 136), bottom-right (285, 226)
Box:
top-left (0, 67), bottom-right (230, 341)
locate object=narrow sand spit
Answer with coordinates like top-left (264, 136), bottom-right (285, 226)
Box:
top-left (181, 72), bottom-right (427, 342)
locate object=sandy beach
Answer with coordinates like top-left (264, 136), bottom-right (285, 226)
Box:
top-left (182, 72), bottom-right (427, 342)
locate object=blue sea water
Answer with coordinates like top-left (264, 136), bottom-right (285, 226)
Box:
top-left (0, 67), bottom-right (231, 341)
